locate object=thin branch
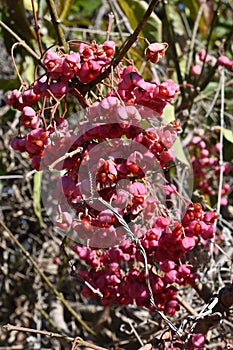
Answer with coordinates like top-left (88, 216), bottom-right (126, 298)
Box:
top-left (216, 67), bottom-right (225, 217)
top-left (112, 0), bottom-right (159, 66)
top-left (2, 324), bottom-right (69, 340)
top-left (106, 12), bottom-right (115, 41)
top-left (11, 42), bottom-right (27, 87)
top-left (108, 0), bottom-right (130, 43)
top-left (0, 175), bottom-right (25, 179)
top-left (176, 295), bottom-right (197, 316)
top-left (65, 26), bottom-right (130, 37)
top-left (198, 36), bottom-right (233, 93)
top-left (195, 2), bottom-right (220, 87)
top-left (162, 0), bottom-right (185, 99)
top-left (126, 319), bottom-right (144, 347)
top-left (2, 324), bottom-right (107, 350)
top-left (72, 336), bottom-right (108, 350)
top-left (48, 147), bottom-right (83, 171)
top-left (0, 20), bottom-right (40, 62)
top-left (60, 239), bottom-right (104, 298)
top-left (185, 0), bottom-right (206, 78)
top-left (31, 0), bottom-right (44, 56)
top-left (0, 220), bottom-right (95, 335)
top-left (45, 0), bottom-right (68, 52)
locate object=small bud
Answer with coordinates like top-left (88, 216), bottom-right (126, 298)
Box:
top-left (145, 42), bottom-right (168, 63)
top-left (191, 64), bottom-right (202, 75)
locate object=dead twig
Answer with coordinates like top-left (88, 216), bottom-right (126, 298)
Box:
top-left (2, 324), bottom-right (107, 350)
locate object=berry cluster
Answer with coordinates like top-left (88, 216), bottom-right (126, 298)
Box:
top-left (7, 40), bottom-right (116, 112)
top-left (8, 39), bottom-right (218, 315)
top-left (190, 49), bottom-right (233, 76)
top-left (72, 203), bottom-right (216, 313)
top-left (116, 69), bottom-right (179, 115)
top-left (188, 129), bottom-right (232, 206)
top-left (48, 111), bottom-right (181, 249)
top-left (8, 39), bottom-right (179, 169)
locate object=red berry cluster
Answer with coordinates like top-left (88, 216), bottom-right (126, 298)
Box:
top-left (8, 39), bottom-right (179, 169)
top-left (8, 39), bottom-right (218, 314)
top-left (72, 203), bottom-right (216, 313)
top-left (188, 129), bottom-right (232, 206)
top-left (116, 69), bottom-right (179, 115)
top-left (190, 49), bottom-right (233, 76)
top-left (48, 113), bottom-right (180, 249)
top-left (7, 40), bottom-right (116, 112)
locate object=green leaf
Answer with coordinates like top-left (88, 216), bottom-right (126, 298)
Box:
top-left (0, 79), bottom-right (20, 91)
top-left (162, 103), bottom-right (175, 123)
top-left (69, 0), bottom-right (102, 18)
top-left (202, 82), bottom-right (219, 95)
top-left (23, 56), bottom-right (35, 84)
top-left (58, 0), bottom-right (74, 21)
top-left (223, 128), bottom-right (233, 143)
top-left (117, 0), bottom-right (162, 44)
top-left (33, 171), bottom-right (44, 227)
top-left (173, 138), bottom-right (190, 167)
top-left (23, 0), bottom-right (38, 11)
top-left (162, 104), bottom-right (190, 167)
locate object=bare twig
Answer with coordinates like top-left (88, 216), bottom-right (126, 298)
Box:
top-left (176, 295), bottom-right (197, 316)
top-left (185, 0), bottom-right (206, 78)
top-left (0, 20), bottom-right (40, 62)
top-left (71, 336), bottom-right (108, 350)
top-left (31, 0), bottom-right (43, 56)
top-left (108, 0), bottom-right (132, 44)
top-left (2, 324), bottom-right (107, 350)
top-left (216, 67), bottom-right (225, 218)
top-left (126, 319), bottom-right (144, 347)
top-left (45, 0), bottom-right (68, 52)
top-left (107, 0), bottom-right (133, 35)
top-left (106, 12), bottom-right (115, 41)
top-left (65, 26), bottom-right (130, 37)
top-left (2, 324), bottom-right (69, 340)
top-left (162, 0), bottom-right (185, 99)
top-left (0, 175), bottom-right (25, 179)
top-left (60, 239), bottom-right (104, 298)
top-left (48, 147), bottom-right (83, 171)
top-left (196, 3), bottom-right (220, 87)
top-left (0, 220), bottom-right (95, 335)
top-left (11, 42), bottom-right (27, 87)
